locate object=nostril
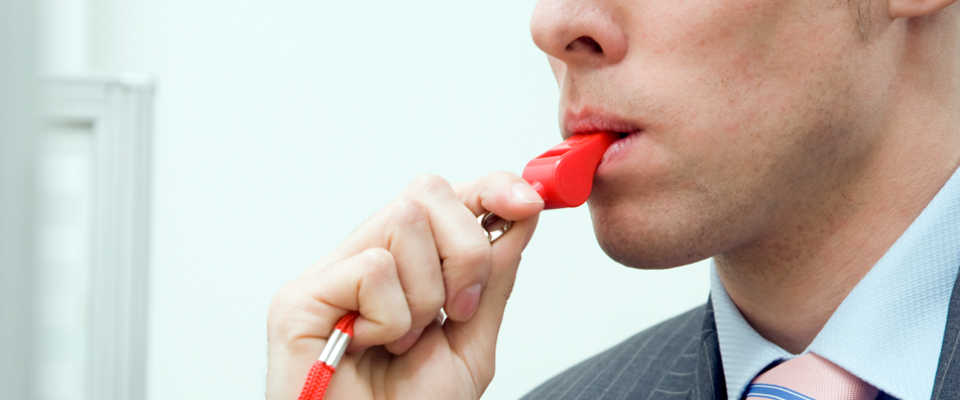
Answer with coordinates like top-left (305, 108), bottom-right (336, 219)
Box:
top-left (566, 36), bottom-right (603, 53)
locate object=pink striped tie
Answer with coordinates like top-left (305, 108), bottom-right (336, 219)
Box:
top-left (745, 353), bottom-right (879, 400)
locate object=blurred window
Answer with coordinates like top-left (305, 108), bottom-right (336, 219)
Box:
top-left (37, 75), bottom-right (154, 400)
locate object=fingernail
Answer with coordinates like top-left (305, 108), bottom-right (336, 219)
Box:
top-left (510, 183), bottom-right (543, 204)
top-left (454, 284), bottom-right (483, 320)
top-left (392, 328), bottom-right (424, 354)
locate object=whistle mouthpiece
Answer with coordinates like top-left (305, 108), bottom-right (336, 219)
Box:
top-left (521, 132), bottom-right (620, 209)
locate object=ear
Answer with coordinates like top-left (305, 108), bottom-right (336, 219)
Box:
top-left (888, 0), bottom-right (957, 19)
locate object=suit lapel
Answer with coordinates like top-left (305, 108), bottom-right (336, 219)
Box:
top-left (695, 297), bottom-right (727, 400)
top-left (931, 263), bottom-right (960, 399)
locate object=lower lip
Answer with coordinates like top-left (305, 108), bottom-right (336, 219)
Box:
top-left (597, 132), bottom-right (639, 172)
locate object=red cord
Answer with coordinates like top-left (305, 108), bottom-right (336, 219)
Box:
top-left (334, 311), bottom-right (358, 335)
top-left (297, 312), bottom-right (359, 400)
top-left (297, 361), bottom-right (335, 400)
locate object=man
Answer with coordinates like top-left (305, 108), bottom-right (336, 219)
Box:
top-left (266, 0), bottom-right (960, 398)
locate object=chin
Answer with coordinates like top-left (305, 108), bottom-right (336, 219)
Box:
top-left (588, 196), bottom-right (721, 271)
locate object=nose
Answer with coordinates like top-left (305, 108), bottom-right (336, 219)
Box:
top-left (530, 0), bottom-right (628, 68)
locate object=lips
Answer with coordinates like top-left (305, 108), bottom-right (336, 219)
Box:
top-left (563, 108), bottom-right (643, 170)
top-left (562, 109), bottom-right (642, 139)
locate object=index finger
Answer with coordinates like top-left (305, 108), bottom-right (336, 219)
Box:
top-left (395, 174), bottom-right (498, 322)
top-left (398, 173), bottom-right (541, 322)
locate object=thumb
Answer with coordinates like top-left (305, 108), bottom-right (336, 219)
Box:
top-left (453, 171), bottom-right (544, 221)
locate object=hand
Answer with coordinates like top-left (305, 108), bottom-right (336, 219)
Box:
top-left (266, 172), bottom-right (544, 400)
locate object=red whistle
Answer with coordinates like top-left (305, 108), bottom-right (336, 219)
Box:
top-left (522, 132), bottom-right (620, 209)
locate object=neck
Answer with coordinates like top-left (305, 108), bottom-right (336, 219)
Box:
top-left (715, 14), bottom-right (960, 354)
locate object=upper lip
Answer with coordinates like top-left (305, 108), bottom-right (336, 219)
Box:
top-left (562, 108), bottom-right (642, 140)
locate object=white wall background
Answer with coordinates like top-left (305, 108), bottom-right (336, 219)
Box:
top-left (42, 1), bottom-right (712, 399)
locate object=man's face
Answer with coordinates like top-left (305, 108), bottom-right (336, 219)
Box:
top-left (531, 0), bottom-right (890, 268)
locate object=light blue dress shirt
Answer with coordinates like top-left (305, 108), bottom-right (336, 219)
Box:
top-left (711, 168), bottom-right (960, 400)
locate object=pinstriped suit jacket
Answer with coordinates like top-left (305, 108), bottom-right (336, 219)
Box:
top-left (521, 271), bottom-right (960, 400)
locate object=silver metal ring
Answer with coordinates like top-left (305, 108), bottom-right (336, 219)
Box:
top-left (478, 212), bottom-right (512, 243)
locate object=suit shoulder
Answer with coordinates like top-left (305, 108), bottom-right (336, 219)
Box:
top-left (520, 304), bottom-right (708, 400)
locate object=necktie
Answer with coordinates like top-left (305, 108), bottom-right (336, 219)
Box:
top-left (745, 353), bottom-right (879, 400)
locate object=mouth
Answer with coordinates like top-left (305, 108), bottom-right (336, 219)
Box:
top-left (562, 108), bottom-right (645, 172)
top-left (562, 110), bottom-right (642, 140)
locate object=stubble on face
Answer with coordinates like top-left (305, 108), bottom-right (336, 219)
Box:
top-left (565, 0), bottom-right (884, 270)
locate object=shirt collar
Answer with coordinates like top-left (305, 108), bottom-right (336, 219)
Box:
top-left (711, 168), bottom-right (960, 400)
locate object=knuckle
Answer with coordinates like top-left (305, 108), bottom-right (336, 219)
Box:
top-left (379, 308), bottom-right (411, 339)
top-left (501, 281), bottom-right (516, 304)
top-left (359, 247), bottom-right (396, 272)
top-left (406, 288), bottom-right (446, 321)
top-left (458, 243), bottom-right (493, 270)
top-left (388, 197), bottom-right (429, 227)
top-left (383, 308), bottom-right (413, 339)
top-left (477, 171), bottom-right (522, 190)
top-left (408, 173), bottom-right (452, 195)
top-left (498, 255), bottom-right (521, 303)
top-left (487, 170), bottom-right (519, 182)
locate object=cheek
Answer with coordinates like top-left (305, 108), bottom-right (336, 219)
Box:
top-left (633, 1), bottom-right (851, 157)
top-left (638, 0), bottom-right (777, 54)
top-left (636, 0), bottom-right (844, 94)
top-left (622, 1), bottom-right (780, 130)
